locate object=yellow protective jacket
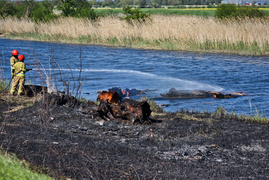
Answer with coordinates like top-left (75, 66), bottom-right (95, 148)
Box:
top-left (10, 56), bottom-right (18, 67)
top-left (10, 56), bottom-right (18, 75)
top-left (13, 61), bottom-right (27, 77)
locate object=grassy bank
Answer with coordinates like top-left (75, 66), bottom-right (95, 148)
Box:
top-left (1, 15), bottom-right (269, 55)
top-left (0, 151), bottom-right (52, 180)
top-left (95, 7), bottom-right (269, 17)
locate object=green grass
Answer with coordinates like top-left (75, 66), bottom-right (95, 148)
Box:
top-left (95, 8), bottom-right (269, 17)
top-left (0, 151), bottom-right (52, 180)
top-left (95, 8), bottom-right (216, 17)
top-left (95, 8), bottom-right (123, 17)
top-left (215, 106), bottom-right (269, 123)
top-left (141, 8), bottom-right (215, 17)
top-left (238, 114), bottom-right (269, 123)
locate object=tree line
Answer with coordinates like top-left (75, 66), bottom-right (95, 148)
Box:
top-left (0, 0), bottom-right (266, 22)
top-left (0, 0), bottom-right (219, 22)
top-left (0, 0), bottom-right (97, 21)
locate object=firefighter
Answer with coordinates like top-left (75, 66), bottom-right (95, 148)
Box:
top-left (10, 55), bottom-right (31, 96)
top-left (10, 49), bottom-right (19, 76)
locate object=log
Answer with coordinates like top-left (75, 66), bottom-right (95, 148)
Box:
top-left (97, 98), bottom-right (152, 124)
top-left (160, 88), bottom-right (247, 99)
top-left (120, 98), bottom-right (151, 124)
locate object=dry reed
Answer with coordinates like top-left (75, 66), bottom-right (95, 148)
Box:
top-left (0, 15), bottom-right (268, 54)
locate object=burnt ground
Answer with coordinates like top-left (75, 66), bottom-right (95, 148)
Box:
top-left (0, 92), bottom-right (269, 179)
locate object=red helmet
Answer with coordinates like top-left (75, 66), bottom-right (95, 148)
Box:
top-left (12, 50), bottom-right (19, 56)
top-left (18, 55), bottom-right (25, 61)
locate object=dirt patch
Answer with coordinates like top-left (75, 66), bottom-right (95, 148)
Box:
top-left (0, 92), bottom-right (269, 179)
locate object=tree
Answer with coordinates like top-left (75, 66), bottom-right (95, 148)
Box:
top-left (138, 0), bottom-right (147, 7)
top-left (122, 6), bottom-right (150, 24)
top-left (57, 0), bottom-right (97, 19)
top-left (58, 0), bottom-right (76, 16)
top-left (31, 0), bottom-right (56, 22)
top-left (0, 1), bottom-right (17, 17)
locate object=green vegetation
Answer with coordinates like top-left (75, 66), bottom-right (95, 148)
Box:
top-left (122, 6), bottom-right (150, 23)
top-left (214, 106), bottom-right (269, 123)
top-left (1, 1), bottom-right (268, 55)
top-left (0, 151), bottom-right (52, 180)
top-left (79, 97), bottom-right (88, 103)
top-left (141, 8), bottom-right (216, 16)
top-left (95, 8), bottom-right (216, 17)
top-left (148, 102), bottom-right (269, 123)
top-left (0, 0), bottom-right (56, 22)
top-left (0, 0), bottom-right (97, 21)
top-left (5, 32), bottom-right (268, 56)
top-left (0, 79), bottom-right (10, 93)
top-left (238, 114), bottom-right (269, 123)
top-left (140, 97), bottom-right (165, 113)
top-left (193, 40), bottom-right (269, 56)
top-left (94, 8), bottom-right (123, 17)
top-left (96, 7), bottom-right (269, 17)
top-left (216, 106), bottom-right (228, 115)
top-left (1, 0), bottom-right (268, 21)
top-left (215, 4), bottom-right (265, 19)
top-left (57, 0), bottom-right (97, 19)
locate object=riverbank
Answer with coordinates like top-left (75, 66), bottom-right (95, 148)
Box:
top-left (1, 15), bottom-right (269, 55)
top-left (1, 90), bottom-right (269, 179)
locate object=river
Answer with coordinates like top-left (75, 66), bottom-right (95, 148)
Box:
top-left (1, 38), bottom-right (268, 117)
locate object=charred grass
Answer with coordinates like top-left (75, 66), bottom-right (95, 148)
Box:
top-left (0, 93), bottom-right (269, 179)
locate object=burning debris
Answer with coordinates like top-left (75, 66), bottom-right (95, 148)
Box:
top-left (97, 91), bottom-right (122, 104)
top-left (98, 87), bottom-right (147, 98)
top-left (160, 88), bottom-right (247, 99)
top-left (98, 96), bottom-right (152, 124)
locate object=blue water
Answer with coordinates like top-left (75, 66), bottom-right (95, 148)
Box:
top-left (1, 38), bottom-right (269, 117)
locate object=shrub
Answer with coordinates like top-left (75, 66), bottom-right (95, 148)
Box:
top-left (216, 106), bottom-right (228, 116)
top-left (236, 6), bottom-right (265, 18)
top-left (140, 97), bottom-right (165, 113)
top-left (76, 7), bottom-right (98, 20)
top-left (215, 4), bottom-right (237, 19)
top-left (215, 4), bottom-right (265, 19)
top-left (122, 6), bottom-right (150, 24)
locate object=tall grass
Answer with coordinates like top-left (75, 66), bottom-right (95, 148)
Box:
top-left (0, 15), bottom-right (268, 55)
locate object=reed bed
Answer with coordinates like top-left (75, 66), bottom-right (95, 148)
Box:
top-left (1, 15), bottom-right (268, 55)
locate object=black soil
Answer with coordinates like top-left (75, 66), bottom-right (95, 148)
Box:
top-left (0, 93), bottom-right (269, 179)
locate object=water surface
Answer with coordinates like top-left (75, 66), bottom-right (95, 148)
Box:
top-left (1, 38), bottom-right (268, 117)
